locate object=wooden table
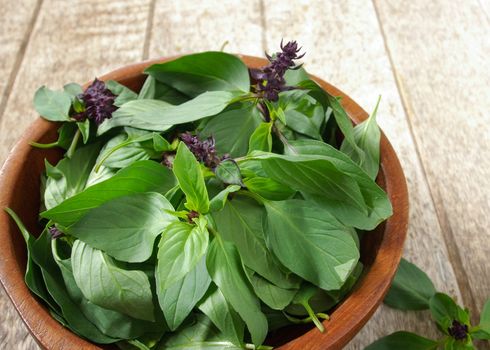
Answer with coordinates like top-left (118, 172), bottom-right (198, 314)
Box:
top-left (0, 1), bottom-right (488, 348)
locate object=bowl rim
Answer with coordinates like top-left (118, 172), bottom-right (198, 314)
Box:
top-left (0, 55), bottom-right (409, 350)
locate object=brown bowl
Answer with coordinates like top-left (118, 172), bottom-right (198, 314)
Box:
top-left (0, 55), bottom-right (408, 350)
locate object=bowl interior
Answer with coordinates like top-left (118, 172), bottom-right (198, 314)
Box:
top-left (0, 56), bottom-right (408, 350)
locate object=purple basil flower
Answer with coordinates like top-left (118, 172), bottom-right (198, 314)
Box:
top-left (180, 132), bottom-right (222, 168)
top-left (250, 40), bottom-right (305, 102)
top-left (448, 320), bottom-right (469, 340)
top-left (72, 78), bottom-right (117, 125)
top-left (48, 226), bottom-right (64, 240)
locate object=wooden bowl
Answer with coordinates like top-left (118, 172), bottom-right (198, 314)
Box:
top-left (0, 56), bottom-right (409, 350)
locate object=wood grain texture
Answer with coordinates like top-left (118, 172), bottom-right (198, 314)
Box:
top-left (0, 0), bottom-right (151, 165)
top-left (374, 0), bottom-right (490, 317)
top-left (0, 0), bottom-right (152, 349)
top-left (147, 0), bottom-right (264, 57)
top-left (260, 0), bottom-right (464, 347)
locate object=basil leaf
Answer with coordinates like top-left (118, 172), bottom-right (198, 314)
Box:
top-left (138, 75), bottom-right (188, 104)
top-left (365, 331), bottom-right (438, 350)
top-left (156, 219), bottom-right (209, 291)
top-left (244, 176), bottom-right (295, 201)
top-left (199, 106), bottom-right (262, 158)
top-left (145, 52), bottom-right (250, 97)
top-left (52, 240), bottom-right (150, 339)
top-left (212, 196), bottom-right (299, 289)
top-left (98, 91), bottom-right (238, 134)
top-left (248, 271), bottom-right (297, 310)
top-left (284, 67), bottom-right (310, 85)
top-left (282, 140), bottom-right (392, 229)
top-left (284, 108), bottom-right (322, 140)
top-left (206, 235), bottom-right (268, 346)
top-left (31, 233), bottom-right (117, 343)
top-left (197, 284), bottom-right (245, 346)
top-left (72, 240), bottom-right (155, 322)
top-left (286, 283), bottom-right (336, 317)
top-left (77, 119), bottom-right (91, 144)
top-left (384, 258), bottom-right (437, 310)
top-left (44, 142), bottom-right (101, 210)
top-left (264, 199), bottom-right (359, 290)
top-left (68, 193), bottom-right (176, 263)
top-left (473, 299), bottom-right (490, 339)
top-left (215, 159), bottom-right (243, 186)
top-left (158, 256), bottom-right (211, 331)
top-left (208, 185), bottom-right (241, 212)
top-left (157, 314), bottom-right (242, 350)
top-left (34, 86), bottom-right (72, 121)
top-left (106, 80), bottom-right (138, 107)
top-left (5, 208), bottom-right (60, 313)
top-left (42, 160), bottom-right (176, 226)
top-left (63, 83), bottom-right (83, 98)
top-left (248, 122), bottom-right (273, 153)
top-left (173, 142), bottom-right (210, 213)
top-left (341, 96), bottom-right (381, 179)
top-left (429, 293), bottom-right (470, 332)
top-left (247, 150), bottom-right (390, 230)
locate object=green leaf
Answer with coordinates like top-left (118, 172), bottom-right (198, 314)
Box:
top-left (365, 331), bottom-right (438, 350)
top-left (243, 176), bottom-right (295, 201)
top-left (138, 75), bottom-right (188, 104)
top-left (157, 314), bottom-right (242, 350)
top-left (281, 140), bottom-right (393, 229)
top-left (158, 256), bottom-right (211, 331)
top-left (145, 52), bottom-right (250, 97)
top-left (31, 232), bottom-right (118, 343)
top-left (284, 67), bottom-right (310, 85)
top-left (341, 96), bottom-right (381, 179)
top-left (199, 106), bottom-right (262, 158)
top-left (44, 142), bottom-right (101, 210)
top-left (156, 219), bottom-right (209, 291)
top-left (264, 199), bottom-right (359, 290)
top-left (286, 283), bottom-right (336, 317)
top-left (99, 91), bottom-right (238, 134)
top-left (4, 208), bottom-right (60, 313)
top-left (212, 196), bottom-right (299, 289)
top-left (72, 240), bottom-right (155, 322)
top-left (34, 86), bottom-right (72, 121)
top-left (63, 83), bottom-right (84, 97)
top-left (206, 235), bottom-right (268, 346)
top-left (473, 299), bottom-right (490, 339)
top-left (215, 159), bottom-right (243, 186)
top-left (106, 80), bottom-right (138, 107)
top-left (429, 293), bottom-right (470, 332)
top-left (42, 160), bottom-right (176, 226)
top-left (51, 240), bottom-right (151, 339)
top-left (284, 108), bottom-right (322, 140)
top-left (197, 284), bottom-right (245, 346)
top-left (208, 185), bottom-right (241, 212)
top-left (77, 119), bottom-right (91, 144)
top-left (384, 258), bottom-right (437, 310)
top-left (248, 271), bottom-right (297, 310)
top-left (173, 142), bottom-right (210, 213)
top-left (248, 122), bottom-right (273, 153)
top-left (68, 192), bottom-right (176, 263)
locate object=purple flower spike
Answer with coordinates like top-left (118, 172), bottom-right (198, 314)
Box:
top-left (48, 226), bottom-right (64, 240)
top-left (180, 132), bottom-right (222, 169)
top-left (251, 40), bottom-right (305, 102)
top-left (72, 78), bottom-right (117, 125)
top-left (448, 320), bottom-right (468, 341)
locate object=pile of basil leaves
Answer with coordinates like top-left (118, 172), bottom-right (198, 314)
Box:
top-left (8, 51), bottom-right (392, 349)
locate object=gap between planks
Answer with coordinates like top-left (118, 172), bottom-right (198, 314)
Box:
top-left (370, 0), bottom-right (479, 318)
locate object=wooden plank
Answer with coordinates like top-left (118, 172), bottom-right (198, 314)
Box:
top-left (0, 0), bottom-right (152, 164)
top-left (374, 0), bottom-right (490, 320)
top-left (0, 0), bottom-right (152, 348)
top-left (147, 0), bottom-right (264, 58)
top-left (261, 1), bottom-right (464, 347)
top-left (0, 0), bottom-right (40, 124)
